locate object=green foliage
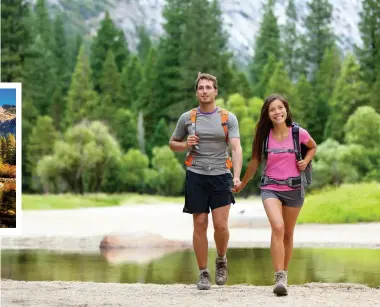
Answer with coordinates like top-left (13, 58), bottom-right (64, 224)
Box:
top-left (282, 0), bottom-right (303, 81)
top-left (226, 94), bottom-right (248, 121)
top-left (119, 55), bottom-right (142, 110)
top-left (250, 0), bottom-right (281, 86)
top-left (370, 76), bottom-right (380, 113)
top-left (23, 35), bottom-right (56, 115)
top-left (265, 61), bottom-right (300, 120)
top-left (90, 11), bottom-right (129, 91)
top-left (175, 0), bottom-right (232, 112)
top-left (119, 149), bottom-right (150, 192)
top-left (148, 146), bottom-right (186, 196)
top-left (344, 106), bottom-right (380, 148)
top-left (113, 108), bottom-right (138, 152)
top-left (0, 0), bottom-right (32, 82)
top-left (357, 0), bottom-right (380, 86)
top-left (311, 139), bottom-right (363, 188)
top-left (298, 183), bottom-right (380, 223)
top-left (63, 45), bottom-right (98, 129)
top-left (295, 75), bottom-right (314, 127)
top-left (26, 116), bottom-right (59, 190)
top-left (247, 97), bottom-right (264, 122)
top-left (302, 0), bottom-right (335, 78)
top-left (325, 54), bottom-right (370, 142)
top-left (36, 121), bottom-right (122, 194)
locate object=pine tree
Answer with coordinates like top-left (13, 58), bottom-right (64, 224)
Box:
top-left (33, 0), bottom-right (53, 47)
top-left (26, 116), bottom-right (58, 182)
top-left (97, 50), bottom-right (121, 127)
top-left (154, 0), bottom-right (190, 116)
top-left (5, 133), bottom-right (16, 165)
top-left (90, 11), bottom-right (129, 91)
top-left (254, 53), bottom-right (277, 98)
top-left (63, 45), bottom-right (99, 129)
top-left (282, 0), bottom-right (302, 81)
top-left (250, 0), bottom-right (281, 87)
top-left (314, 45), bottom-right (342, 105)
top-left (22, 99), bottom-right (39, 191)
top-left (137, 26), bottom-right (153, 62)
top-left (50, 14), bottom-right (71, 130)
top-left (99, 50), bottom-right (121, 105)
top-left (370, 76), bottom-right (380, 113)
top-left (357, 0), bottom-right (380, 86)
top-left (23, 35), bottom-right (56, 115)
top-left (302, 0), bottom-right (335, 79)
top-left (176, 0), bottom-right (232, 112)
top-left (296, 75), bottom-right (316, 128)
top-left (265, 61), bottom-right (300, 120)
top-left (0, 136), bottom-right (8, 163)
top-left (119, 55), bottom-right (142, 110)
top-left (1, 0), bottom-right (32, 82)
top-left (325, 53), bottom-right (370, 142)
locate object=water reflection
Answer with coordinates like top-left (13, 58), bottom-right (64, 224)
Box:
top-left (0, 187), bottom-right (16, 228)
top-left (1, 248), bottom-right (380, 287)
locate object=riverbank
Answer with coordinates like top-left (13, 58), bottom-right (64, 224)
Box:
top-left (1, 280), bottom-right (379, 307)
top-left (1, 201), bottom-right (380, 252)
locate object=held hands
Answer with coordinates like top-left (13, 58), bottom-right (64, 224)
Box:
top-left (297, 160), bottom-right (308, 171)
top-left (232, 178), bottom-right (245, 193)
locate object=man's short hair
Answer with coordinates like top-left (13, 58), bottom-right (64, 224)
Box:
top-left (195, 72), bottom-right (218, 90)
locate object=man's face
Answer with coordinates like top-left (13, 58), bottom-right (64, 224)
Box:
top-left (196, 79), bottom-right (218, 104)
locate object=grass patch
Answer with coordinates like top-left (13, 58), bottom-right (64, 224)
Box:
top-left (298, 182), bottom-right (380, 224)
top-left (22, 193), bottom-right (184, 210)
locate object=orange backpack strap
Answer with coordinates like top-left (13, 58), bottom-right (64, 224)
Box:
top-left (190, 108), bottom-right (197, 123)
top-left (221, 108), bottom-right (229, 143)
top-left (185, 108), bottom-right (197, 167)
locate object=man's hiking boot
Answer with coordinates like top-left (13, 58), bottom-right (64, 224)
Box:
top-left (197, 271), bottom-right (211, 290)
top-left (215, 257), bottom-right (228, 285)
top-left (273, 270), bottom-right (288, 296)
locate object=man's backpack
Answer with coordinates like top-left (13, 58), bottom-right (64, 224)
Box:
top-left (184, 107), bottom-right (233, 169)
top-left (261, 122), bottom-right (312, 188)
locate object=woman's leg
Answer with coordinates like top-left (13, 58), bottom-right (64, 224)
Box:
top-left (282, 205), bottom-right (302, 270)
top-left (263, 198), bottom-right (285, 271)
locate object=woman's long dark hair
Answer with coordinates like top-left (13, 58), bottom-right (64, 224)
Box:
top-left (251, 94), bottom-right (293, 162)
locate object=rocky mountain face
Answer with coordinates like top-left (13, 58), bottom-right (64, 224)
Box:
top-left (0, 106), bottom-right (16, 136)
top-left (44, 0), bottom-right (362, 64)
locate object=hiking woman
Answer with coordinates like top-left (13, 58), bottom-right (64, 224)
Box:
top-left (233, 94), bottom-right (317, 296)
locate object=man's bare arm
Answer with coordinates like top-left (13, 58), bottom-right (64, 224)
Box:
top-left (229, 137), bottom-right (243, 181)
top-left (169, 135), bottom-right (199, 152)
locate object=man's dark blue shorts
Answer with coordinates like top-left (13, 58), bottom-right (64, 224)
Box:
top-left (183, 170), bottom-right (235, 214)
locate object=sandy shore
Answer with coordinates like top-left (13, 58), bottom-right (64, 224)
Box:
top-left (1, 280), bottom-right (379, 307)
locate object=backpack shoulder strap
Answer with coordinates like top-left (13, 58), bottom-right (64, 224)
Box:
top-left (189, 108), bottom-right (197, 123)
top-left (220, 108), bottom-right (229, 143)
top-left (291, 122), bottom-right (302, 161)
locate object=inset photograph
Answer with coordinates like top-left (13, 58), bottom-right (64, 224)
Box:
top-left (0, 83), bottom-right (20, 234)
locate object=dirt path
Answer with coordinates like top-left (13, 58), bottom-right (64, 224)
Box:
top-left (1, 280), bottom-right (379, 307)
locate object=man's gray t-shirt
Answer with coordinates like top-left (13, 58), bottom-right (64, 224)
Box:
top-left (172, 106), bottom-right (240, 175)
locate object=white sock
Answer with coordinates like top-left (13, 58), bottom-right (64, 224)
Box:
top-left (200, 268), bottom-right (209, 274)
top-left (217, 255), bottom-right (226, 261)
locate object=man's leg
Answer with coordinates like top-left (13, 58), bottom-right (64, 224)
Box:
top-left (193, 213), bottom-right (209, 270)
top-left (212, 205), bottom-right (231, 258)
top-left (193, 213), bottom-right (211, 290)
top-left (211, 204), bottom-right (231, 285)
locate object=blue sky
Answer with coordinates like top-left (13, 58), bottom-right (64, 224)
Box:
top-left (0, 89), bottom-right (16, 106)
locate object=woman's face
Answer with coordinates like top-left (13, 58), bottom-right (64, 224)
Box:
top-left (268, 99), bottom-right (287, 125)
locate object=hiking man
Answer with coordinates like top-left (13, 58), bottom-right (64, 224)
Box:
top-left (169, 72), bottom-right (242, 290)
